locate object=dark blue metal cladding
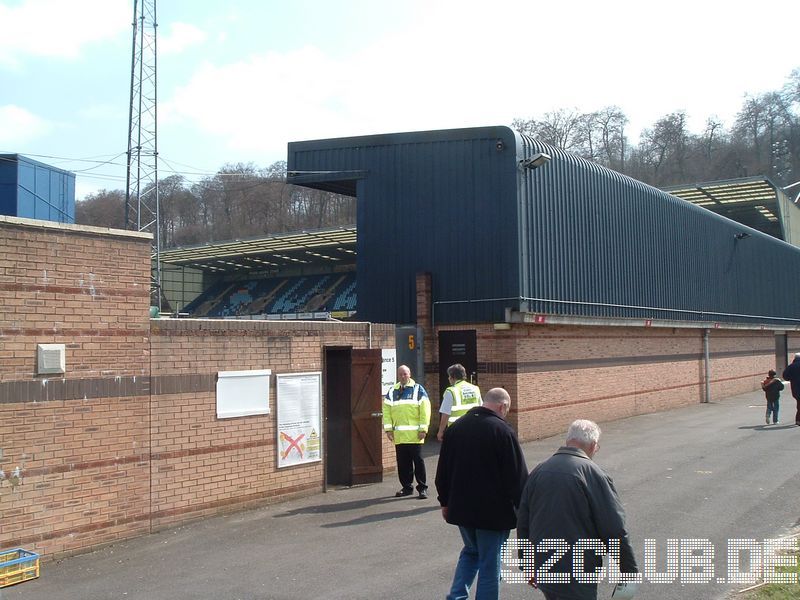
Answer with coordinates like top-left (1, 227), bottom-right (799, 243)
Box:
top-left (288, 127), bottom-right (522, 324)
top-left (288, 126), bottom-right (800, 327)
top-left (516, 135), bottom-right (800, 325)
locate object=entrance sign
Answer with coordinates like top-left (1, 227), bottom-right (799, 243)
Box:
top-left (381, 349), bottom-right (397, 395)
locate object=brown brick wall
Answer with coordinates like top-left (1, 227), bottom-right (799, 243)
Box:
top-left (148, 319), bottom-right (393, 529)
top-left (441, 324), bottom-right (776, 441)
top-left (0, 217), bottom-right (394, 558)
top-left (0, 217), bottom-right (152, 556)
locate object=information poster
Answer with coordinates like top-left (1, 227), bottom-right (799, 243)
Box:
top-left (276, 372), bottom-right (322, 468)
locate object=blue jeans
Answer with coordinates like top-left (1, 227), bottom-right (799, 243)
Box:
top-left (767, 398), bottom-right (779, 423)
top-left (446, 526), bottom-right (509, 600)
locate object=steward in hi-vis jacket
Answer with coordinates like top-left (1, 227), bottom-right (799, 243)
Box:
top-left (383, 365), bottom-right (431, 499)
top-left (436, 363), bottom-right (482, 442)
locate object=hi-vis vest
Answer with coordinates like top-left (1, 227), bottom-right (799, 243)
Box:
top-left (383, 379), bottom-right (431, 445)
top-left (446, 380), bottom-right (482, 424)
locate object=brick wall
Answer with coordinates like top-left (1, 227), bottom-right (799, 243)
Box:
top-left (0, 217), bottom-right (393, 558)
top-left (148, 319), bottom-right (393, 529)
top-left (425, 322), bottom-right (776, 442)
top-left (0, 217), bottom-right (152, 556)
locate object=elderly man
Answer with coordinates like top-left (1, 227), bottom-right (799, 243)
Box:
top-left (517, 419), bottom-right (639, 600)
top-left (436, 388), bottom-right (528, 600)
top-left (383, 365), bottom-right (431, 498)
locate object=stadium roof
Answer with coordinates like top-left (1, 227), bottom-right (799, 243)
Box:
top-left (159, 226), bottom-right (357, 272)
top-left (663, 176), bottom-right (786, 240)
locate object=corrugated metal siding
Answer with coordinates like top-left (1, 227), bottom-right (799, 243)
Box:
top-left (289, 127), bottom-right (521, 324)
top-left (517, 134), bottom-right (800, 325)
top-left (289, 126), bottom-right (800, 327)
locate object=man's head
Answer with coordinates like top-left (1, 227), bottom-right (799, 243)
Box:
top-left (447, 363), bottom-right (467, 384)
top-left (483, 388), bottom-right (511, 419)
top-left (768, 369), bottom-right (777, 377)
top-left (565, 419), bottom-right (601, 458)
top-left (397, 365), bottom-right (411, 385)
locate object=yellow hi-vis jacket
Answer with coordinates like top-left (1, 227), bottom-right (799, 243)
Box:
top-left (383, 378), bottom-right (431, 445)
top-left (446, 380), bottom-right (482, 424)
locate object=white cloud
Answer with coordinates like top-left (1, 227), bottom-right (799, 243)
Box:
top-left (161, 46), bottom-right (354, 159)
top-left (0, 0), bottom-right (129, 68)
top-left (160, 22), bottom-right (208, 56)
top-left (0, 105), bottom-right (52, 145)
top-left (160, 0), bottom-right (800, 170)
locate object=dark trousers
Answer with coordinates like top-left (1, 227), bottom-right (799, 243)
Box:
top-left (795, 395), bottom-right (800, 425)
top-left (395, 443), bottom-right (427, 491)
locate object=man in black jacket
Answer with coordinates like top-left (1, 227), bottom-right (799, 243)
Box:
top-left (782, 352), bottom-right (800, 426)
top-left (435, 387), bottom-right (528, 600)
top-left (517, 420), bottom-right (638, 600)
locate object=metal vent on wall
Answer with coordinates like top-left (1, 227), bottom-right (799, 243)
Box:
top-left (37, 344), bottom-right (65, 375)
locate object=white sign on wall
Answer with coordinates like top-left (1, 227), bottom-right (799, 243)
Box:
top-left (276, 372), bottom-right (322, 468)
top-left (381, 348), bottom-right (397, 395)
top-left (216, 370), bottom-right (271, 419)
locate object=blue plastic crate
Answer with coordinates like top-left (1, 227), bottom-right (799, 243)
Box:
top-left (0, 548), bottom-right (40, 588)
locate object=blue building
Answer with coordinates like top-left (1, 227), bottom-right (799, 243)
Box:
top-left (287, 126), bottom-right (800, 327)
top-left (0, 154), bottom-right (76, 224)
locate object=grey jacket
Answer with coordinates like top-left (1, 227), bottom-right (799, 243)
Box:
top-left (516, 446), bottom-right (638, 600)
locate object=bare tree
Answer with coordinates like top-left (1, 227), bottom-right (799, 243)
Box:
top-left (75, 189), bottom-right (125, 228)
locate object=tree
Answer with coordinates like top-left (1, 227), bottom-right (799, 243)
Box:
top-left (75, 189), bottom-right (125, 228)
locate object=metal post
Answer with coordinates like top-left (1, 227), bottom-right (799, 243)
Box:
top-left (703, 328), bottom-right (711, 403)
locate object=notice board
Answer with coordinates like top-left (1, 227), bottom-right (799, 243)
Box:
top-left (216, 369), bottom-right (271, 419)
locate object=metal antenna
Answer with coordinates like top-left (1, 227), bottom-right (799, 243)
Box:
top-left (125, 0), bottom-right (161, 310)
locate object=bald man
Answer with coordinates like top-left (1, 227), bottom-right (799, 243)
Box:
top-left (383, 365), bottom-right (431, 498)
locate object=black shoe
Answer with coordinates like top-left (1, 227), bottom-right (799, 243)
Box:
top-left (418, 489), bottom-right (428, 499)
top-left (395, 489), bottom-right (413, 497)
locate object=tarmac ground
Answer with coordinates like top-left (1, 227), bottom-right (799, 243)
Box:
top-left (3, 388), bottom-right (800, 600)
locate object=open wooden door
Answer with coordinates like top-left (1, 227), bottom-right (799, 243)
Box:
top-left (350, 349), bottom-right (383, 484)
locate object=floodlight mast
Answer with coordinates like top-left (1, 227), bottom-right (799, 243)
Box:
top-left (125, 0), bottom-right (161, 310)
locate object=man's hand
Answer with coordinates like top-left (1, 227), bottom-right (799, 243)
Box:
top-left (386, 431), bottom-right (394, 442)
top-left (440, 506), bottom-right (448, 520)
top-left (418, 430), bottom-right (426, 440)
top-left (437, 430), bottom-right (445, 442)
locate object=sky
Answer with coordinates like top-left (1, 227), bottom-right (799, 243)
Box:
top-left (1, 0), bottom-right (799, 201)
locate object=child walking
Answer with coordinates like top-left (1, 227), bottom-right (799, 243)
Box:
top-left (761, 369), bottom-right (784, 425)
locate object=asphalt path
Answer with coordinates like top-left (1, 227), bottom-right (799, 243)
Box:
top-left (4, 389), bottom-right (799, 600)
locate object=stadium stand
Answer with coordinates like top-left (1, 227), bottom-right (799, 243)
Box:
top-left (160, 227), bottom-right (358, 319)
top-left (184, 272), bottom-right (356, 318)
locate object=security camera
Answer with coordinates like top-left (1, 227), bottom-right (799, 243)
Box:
top-left (519, 152), bottom-right (552, 170)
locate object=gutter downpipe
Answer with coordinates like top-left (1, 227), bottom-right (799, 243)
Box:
top-left (703, 328), bottom-right (711, 404)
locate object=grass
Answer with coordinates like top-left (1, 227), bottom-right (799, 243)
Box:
top-left (740, 549), bottom-right (800, 600)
